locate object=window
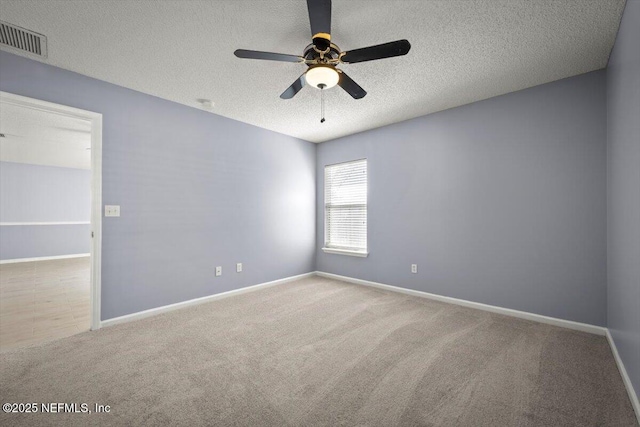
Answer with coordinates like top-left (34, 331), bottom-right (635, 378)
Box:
top-left (323, 159), bottom-right (368, 257)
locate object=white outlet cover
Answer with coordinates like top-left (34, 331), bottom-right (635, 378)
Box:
top-left (411, 264), bottom-right (418, 274)
top-left (236, 263), bottom-right (242, 273)
top-left (104, 205), bottom-right (120, 217)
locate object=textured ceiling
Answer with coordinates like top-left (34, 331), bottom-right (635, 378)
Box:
top-left (0, 102), bottom-right (91, 169)
top-left (0, 0), bottom-right (625, 143)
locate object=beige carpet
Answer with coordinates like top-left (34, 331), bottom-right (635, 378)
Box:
top-left (0, 276), bottom-right (637, 426)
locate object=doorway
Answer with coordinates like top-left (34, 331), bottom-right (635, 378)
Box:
top-left (0, 92), bottom-right (102, 351)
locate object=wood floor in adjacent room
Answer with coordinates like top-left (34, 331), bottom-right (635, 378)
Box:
top-left (0, 258), bottom-right (90, 352)
top-left (0, 275), bottom-right (636, 426)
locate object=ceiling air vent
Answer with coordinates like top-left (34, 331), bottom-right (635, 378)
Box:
top-left (0, 21), bottom-right (47, 58)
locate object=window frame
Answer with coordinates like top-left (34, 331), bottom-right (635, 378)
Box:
top-left (322, 158), bottom-right (368, 258)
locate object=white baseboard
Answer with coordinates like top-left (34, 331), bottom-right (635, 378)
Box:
top-left (315, 271), bottom-right (607, 336)
top-left (606, 330), bottom-right (640, 423)
top-left (100, 271), bottom-right (316, 328)
top-left (0, 253), bottom-right (90, 264)
top-left (0, 221), bottom-right (90, 226)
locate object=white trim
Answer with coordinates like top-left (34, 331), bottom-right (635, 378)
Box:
top-left (100, 272), bottom-right (316, 328)
top-left (316, 271), bottom-right (607, 336)
top-left (0, 221), bottom-right (90, 226)
top-left (90, 108), bottom-right (103, 331)
top-left (0, 253), bottom-right (89, 264)
top-left (0, 91), bottom-right (103, 332)
top-left (0, 92), bottom-right (98, 120)
top-left (321, 247), bottom-right (369, 257)
top-left (606, 330), bottom-right (640, 423)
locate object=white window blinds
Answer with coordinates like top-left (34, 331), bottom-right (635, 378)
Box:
top-left (324, 159), bottom-right (367, 254)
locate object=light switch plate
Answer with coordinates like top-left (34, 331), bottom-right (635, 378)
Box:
top-left (105, 205), bottom-right (120, 217)
top-left (215, 266), bottom-right (222, 277)
top-left (236, 263), bottom-right (242, 273)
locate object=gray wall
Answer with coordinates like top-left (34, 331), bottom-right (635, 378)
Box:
top-left (0, 225), bottom-right (90, 260)
top-left (0, 162), bottom-right (90, 222)
top-left (607, 0), bottom-right (640, 398)
top-left (0, 51), bottom-right (316, 320)
top-left (0, 161), bottom-right (91, 260)
top-left (317, 70), bottom-right (607, 326)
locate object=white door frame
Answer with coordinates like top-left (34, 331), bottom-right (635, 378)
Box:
top-left (0, 91), bottom-right (103, 330)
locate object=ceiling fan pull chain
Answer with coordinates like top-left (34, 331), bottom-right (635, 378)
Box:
top-left (319, 83), bottom-right (326, 123)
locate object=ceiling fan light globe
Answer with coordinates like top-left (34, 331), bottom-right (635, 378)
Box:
top-left (305, 66), bottom-right (339, 90)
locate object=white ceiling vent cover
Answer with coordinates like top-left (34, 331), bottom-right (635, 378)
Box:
top-left (0, 21), bottom-right (47, 58)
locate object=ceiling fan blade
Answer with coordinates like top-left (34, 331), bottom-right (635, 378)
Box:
top-left (280, 74), bottom-right (306, 99)
top-left (307, 0), bottom-right (331, 48)
top-left (341, 39), bottom-right (411, 64)
top-left (234, 49), bottom-right (303, 63)
top-left (338, 71), bottom-right (366, 99)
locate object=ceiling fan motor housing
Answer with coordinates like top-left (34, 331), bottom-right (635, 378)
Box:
top-left (312, 35), bottom-right (331, 51)
top-left (303, 43), bottom-right (341, 62)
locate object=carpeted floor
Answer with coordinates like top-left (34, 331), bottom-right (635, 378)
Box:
top-left (0, 276), bottom-right (637, 426)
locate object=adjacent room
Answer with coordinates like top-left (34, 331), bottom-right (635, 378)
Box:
top-left (0, 1), bottom-right (638, 426)
top-left (0, 100), bottom-right (93, 350)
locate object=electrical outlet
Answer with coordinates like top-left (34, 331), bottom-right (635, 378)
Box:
top-left (411, 264), bottom-right (418, 274)
top-left (236, 263), bottom-right (242, 273)
top-left (215, 266), bottom-right (222, 277)
top-left (104, 205), bottom-right (120, 217)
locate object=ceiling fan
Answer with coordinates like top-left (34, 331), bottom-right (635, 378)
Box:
top-left (234, 0), bottom-right (411, 102)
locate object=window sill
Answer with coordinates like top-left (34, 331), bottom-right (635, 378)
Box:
top-left (321, 248), bottom-right (369, 258)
